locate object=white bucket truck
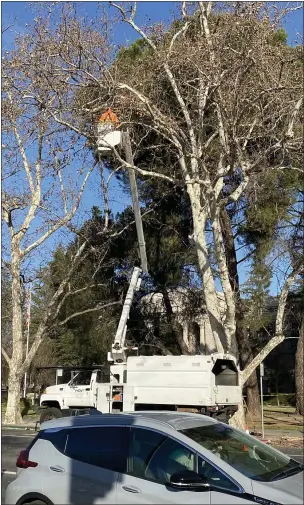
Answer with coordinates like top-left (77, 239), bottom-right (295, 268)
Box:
top-left (40, 268), bottom-right (241, 423)
top-left (39, 114), bottom-right (242, 423)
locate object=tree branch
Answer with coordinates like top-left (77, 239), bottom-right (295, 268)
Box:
top-left (19, 240), bottom-right (88, 375)
top-left (58, 300), bottom-right (121, 326)
top-left (242, 264), bottom-right (302, 383)
top-left (1, 347), bottom-right (11, 365)
top-left (107, 142), bottom-right (178, 184)
top-left (286, 96), bottom-right (303, 139)
top-left (21, 162), bottom-right (95, 258)
top-left (7, 90), bottom-right (35, 195)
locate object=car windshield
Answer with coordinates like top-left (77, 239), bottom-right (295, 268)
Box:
top-left (180, 424), bottom-right (303, 482)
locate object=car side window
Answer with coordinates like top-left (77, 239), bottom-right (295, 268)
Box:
top-left (64, 426), bottom-right (130, 472)
top-left (129, 428), bottom-right (167, 479)
top-left (198, 456), bottom-right (240, 492)
top-left (129, 428), bottom-right (196, 485)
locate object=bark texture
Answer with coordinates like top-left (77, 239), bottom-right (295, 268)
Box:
top-left (219, 207), bottom-right (261, 415)
top-left (190, 202), bottom-right (226, 353)
top-left (4, 245), bottom-right (24, 424)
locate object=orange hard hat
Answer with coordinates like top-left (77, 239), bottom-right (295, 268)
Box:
top-left (99, 108), bottom-right (119, 124)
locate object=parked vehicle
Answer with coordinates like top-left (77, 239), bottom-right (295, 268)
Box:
top-left (39, 352), bottom-right (241, 423)
top-left (39, 270), bottom-right (242, 425)
top-left (6, 411), bottom-right (303, 504)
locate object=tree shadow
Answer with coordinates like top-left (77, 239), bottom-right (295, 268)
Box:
top-left (21, 398), bottom-right (31, 417)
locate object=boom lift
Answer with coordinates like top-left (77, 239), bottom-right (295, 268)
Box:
top-left (110, 266), bottom-right (142, 364)
top-left (39, 112), bottom-right (242, 424)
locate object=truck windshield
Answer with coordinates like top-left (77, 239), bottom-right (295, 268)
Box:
top-left (70, 371), bottom-right (92, 386)
top-left (180, 424), bottom-right (303, 482)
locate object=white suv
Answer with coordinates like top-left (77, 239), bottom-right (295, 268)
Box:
top-left (6, 411), bottom-right (303, 504)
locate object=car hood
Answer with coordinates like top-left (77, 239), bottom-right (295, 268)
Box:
top-left (252, 471), bottom-right (304, 504)
top-left (44, 384), bottom-right (67, 394)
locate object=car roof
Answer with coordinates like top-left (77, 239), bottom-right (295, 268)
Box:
top-left (40, 410), bottom-right (217, 432)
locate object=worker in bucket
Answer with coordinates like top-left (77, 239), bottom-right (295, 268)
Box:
top-left (97, 108), bottom-right (119, 133)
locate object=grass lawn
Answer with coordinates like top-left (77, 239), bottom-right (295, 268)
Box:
top-left (2, 399), bottom-right (37, 417)
top-left (263, 405), bottom-right (296, 414)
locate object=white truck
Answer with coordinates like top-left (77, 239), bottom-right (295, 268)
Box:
top-left (39, 269), bottom-right (242, 423)
top-left (39, 353), bottom-right (241, 423)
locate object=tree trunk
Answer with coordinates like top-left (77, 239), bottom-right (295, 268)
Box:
top-left (5, 368), bottom-right (23, 425)
top-left (190, 199), bottom-right (226, 353)
top-left (229, 397), bottom-right (246, 429)
top-left (4, 245), bottom-right (24, 425)
top-left (220, 207), bottom-right (261, 416)
top-left (295, 317), bottom-right (304, 415)
top-left (188, 323), bottom-right (200, 354)
top-left (246, 373), bottom-right (261, 415)
top-left (235, 302), bottom-right (261, 416)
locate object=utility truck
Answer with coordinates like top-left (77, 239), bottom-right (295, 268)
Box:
top-left (39, 112), bottom-right (242, 424)
top-left (39, 266), bottom-right (241, 423)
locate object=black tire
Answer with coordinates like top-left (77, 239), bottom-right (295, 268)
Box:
top-left (40, 407), bottom-right (62, 423)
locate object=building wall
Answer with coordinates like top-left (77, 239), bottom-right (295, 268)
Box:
top-left (140, 289), bottom-right (227, 354)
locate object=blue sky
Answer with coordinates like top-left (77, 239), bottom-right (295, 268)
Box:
top-left (1, 2), bottom-right (182, 218)
top-left (2, 2), bottom-right (303, 293)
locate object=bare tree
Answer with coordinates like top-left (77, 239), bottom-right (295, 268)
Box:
top-left (104, 1), bottom-right (303, 425)
top-left (1, 16), bottom-right (115, 423)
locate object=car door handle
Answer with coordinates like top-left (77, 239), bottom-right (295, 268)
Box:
top-left (122, 486), bottom-right (140, 494)
top-left (50, 466), bottom-right (65, 473)
top-left (85, 388), bottom-right (90, 391)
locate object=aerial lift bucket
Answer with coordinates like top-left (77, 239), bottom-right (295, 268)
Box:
top-left (96, 108), bottom-right (121, 154)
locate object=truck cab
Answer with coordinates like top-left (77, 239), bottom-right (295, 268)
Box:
top-left (39, 367), bottom-right (110, 422)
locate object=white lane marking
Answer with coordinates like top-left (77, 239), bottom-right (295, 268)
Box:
top-left (1, 471), bottom-right (16, 475)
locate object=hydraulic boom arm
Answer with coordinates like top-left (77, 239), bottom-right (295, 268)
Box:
top-left (98, 122), bottom-right (148, 364)
top-left (110, 266), bottom-right (142, 363)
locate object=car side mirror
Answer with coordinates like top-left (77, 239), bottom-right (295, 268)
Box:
top-left (170, 470), bottom-right (210, 491)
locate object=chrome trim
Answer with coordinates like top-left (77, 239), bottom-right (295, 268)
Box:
top-left (171, 481), bottom-right (210, 488)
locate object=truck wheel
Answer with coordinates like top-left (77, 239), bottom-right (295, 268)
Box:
top-left (40, 407), bottom-right (62, 423)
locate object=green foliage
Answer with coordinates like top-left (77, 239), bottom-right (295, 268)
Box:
top-left (271, 28), bottom-right (288, 45)
top-left (116, 38), bottom-right (151, 65)
top-left (240, 170), bottom-right (299, 337)
top-left (241, 171), bottom-right (298, 250)
top-left (37, 208), bottom-right (129, 366)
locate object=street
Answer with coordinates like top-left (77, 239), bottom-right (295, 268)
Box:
top-left (2, 429), bottom-right (37, 503)
top-left (1, 428), bottom-right (303, 503)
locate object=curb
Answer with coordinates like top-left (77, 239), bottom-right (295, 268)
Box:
top-left (2, 424), bottom-right (38, 430)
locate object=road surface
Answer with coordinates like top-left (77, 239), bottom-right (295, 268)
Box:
top-left (2, 428), bottom-right (303, 503)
